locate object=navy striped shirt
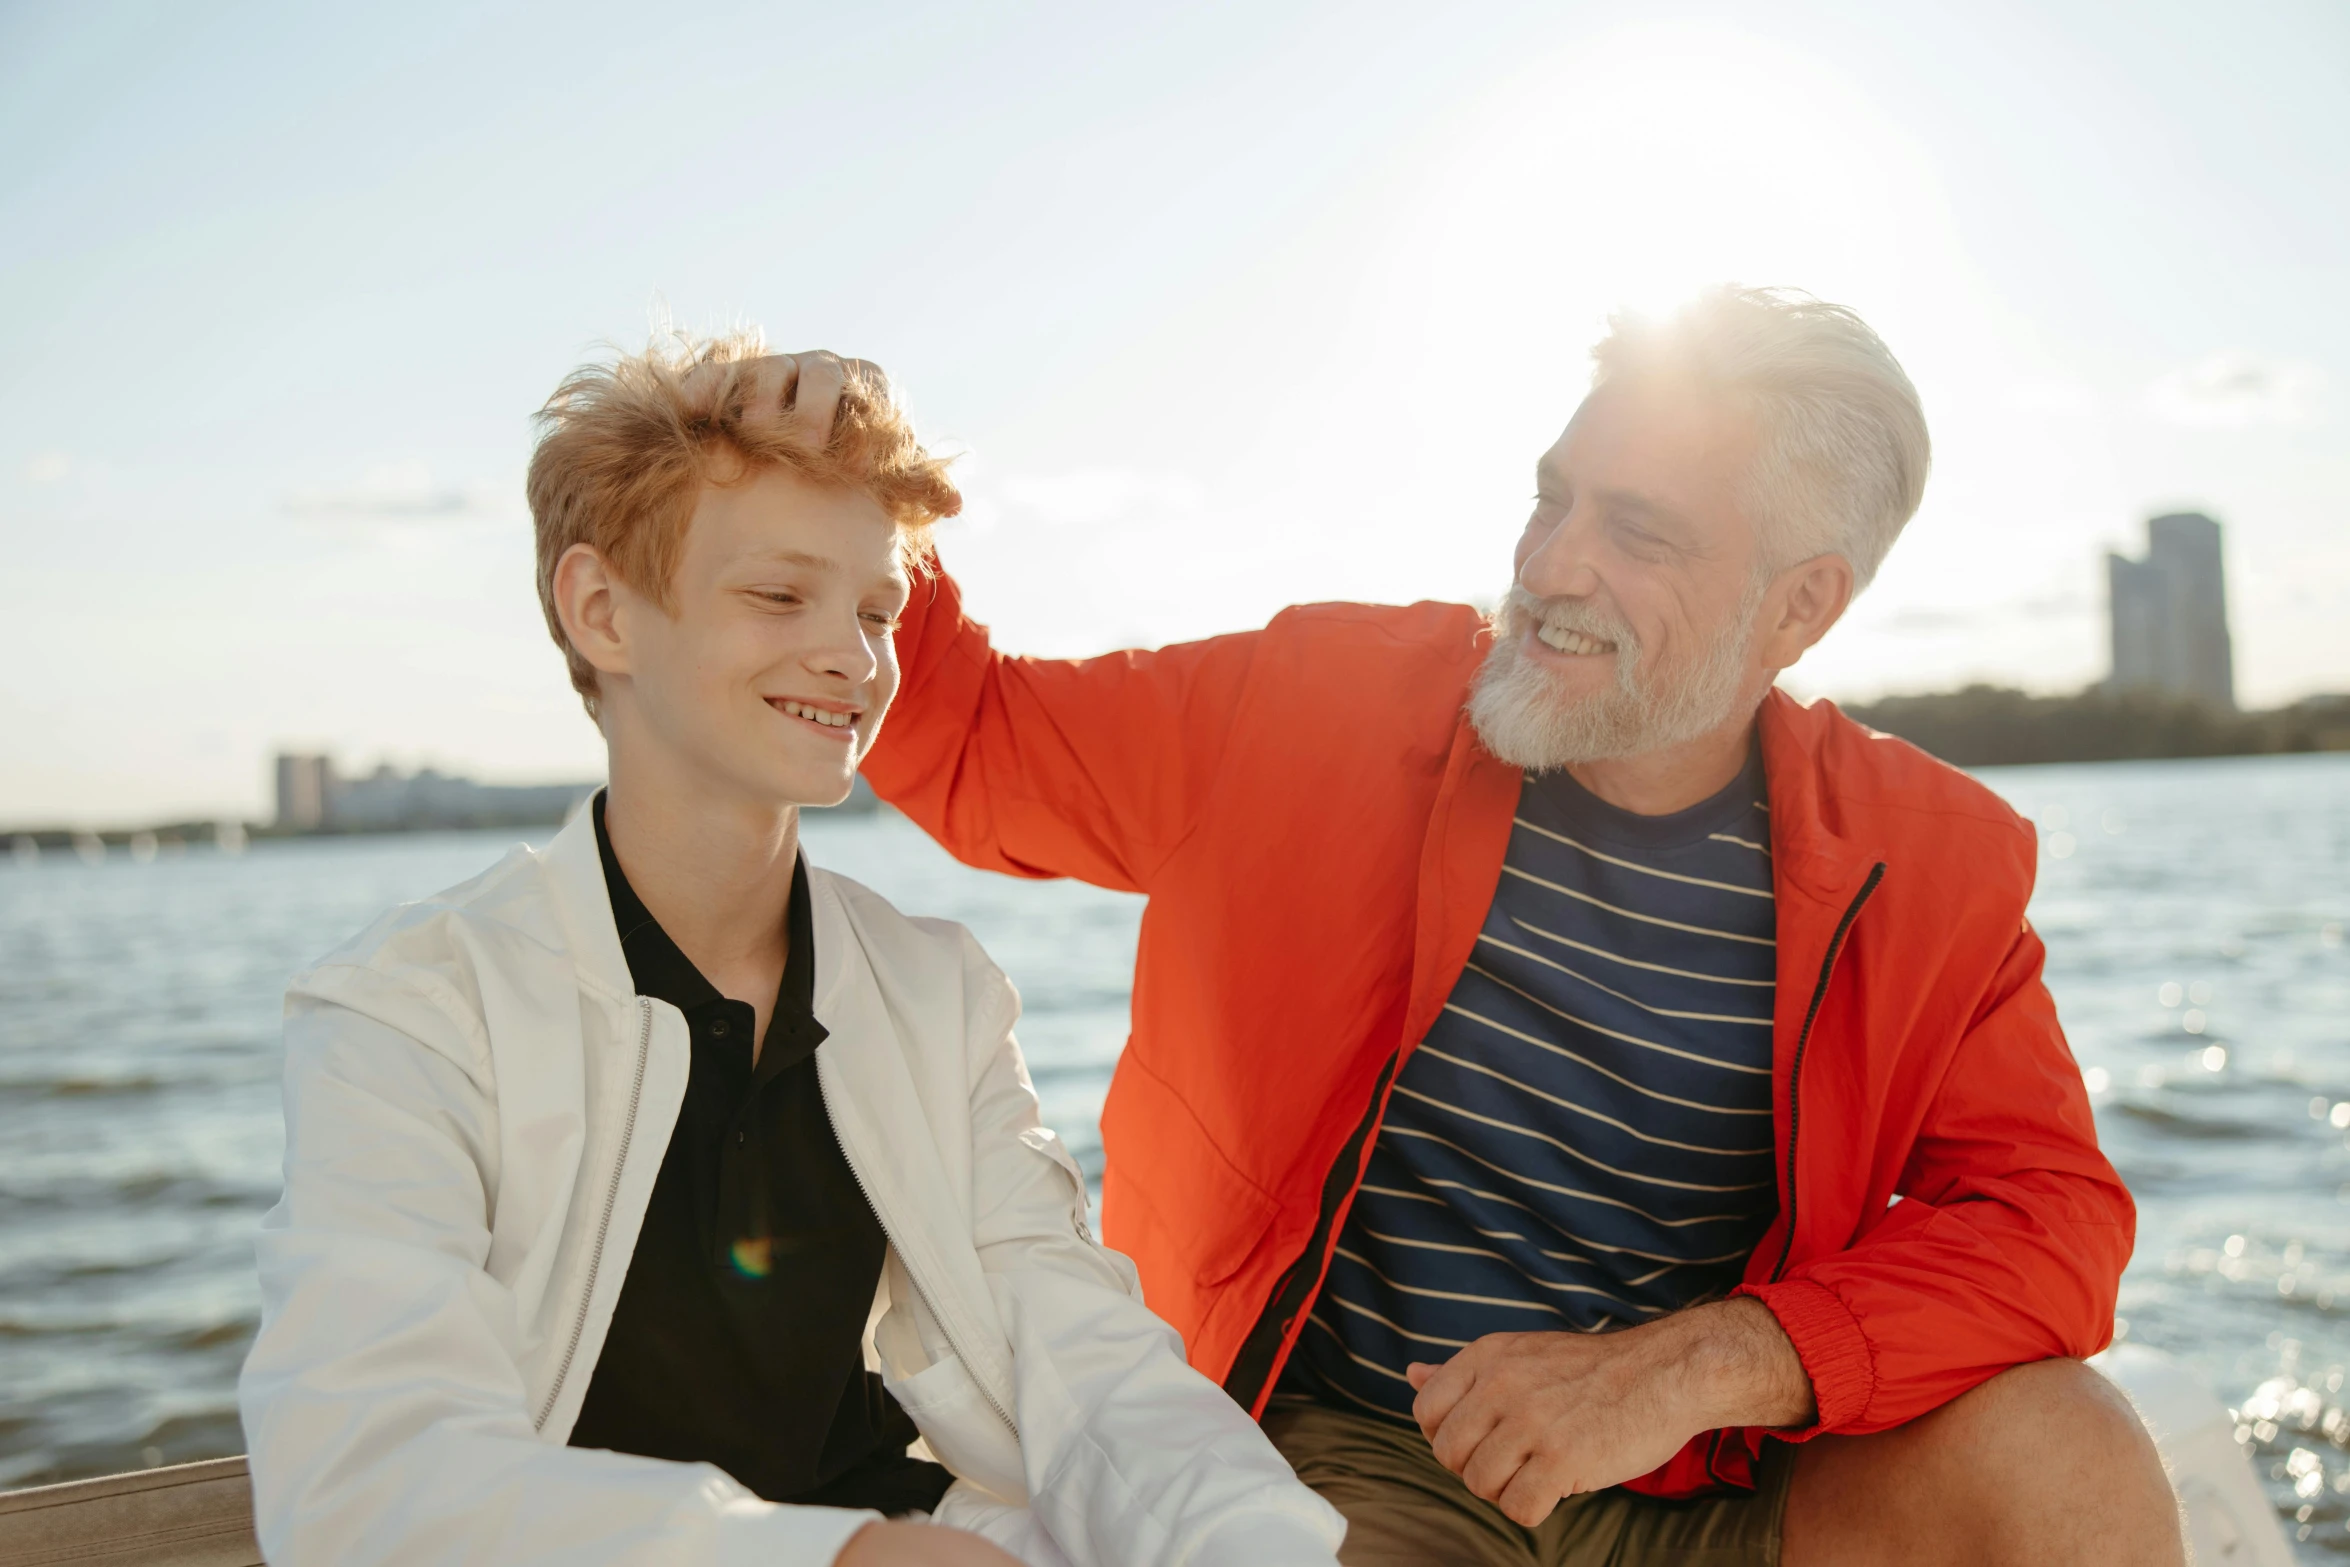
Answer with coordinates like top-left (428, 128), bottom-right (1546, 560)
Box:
top-left (1282, 749), bottom-right (1779, 1423)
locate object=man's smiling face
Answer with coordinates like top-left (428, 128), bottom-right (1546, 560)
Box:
top-left (1471, 376), bottom-right (1776, 769)
top-left (605, 464), bottom-right (910, 810)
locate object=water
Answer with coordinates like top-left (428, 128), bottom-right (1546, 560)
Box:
top-left (2, 754), bottom-right (2345, 1552)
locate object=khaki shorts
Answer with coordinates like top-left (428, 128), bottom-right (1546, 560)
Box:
top-left (1264, 1397), bottom-right (1791, 1567)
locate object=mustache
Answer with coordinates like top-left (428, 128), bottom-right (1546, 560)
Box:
top-left (1496, 585), bottom-right (1638, 651)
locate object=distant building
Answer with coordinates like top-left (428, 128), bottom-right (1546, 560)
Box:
top-left (2107, 511), bottom-right (2234, 709)
top-left (269, 752), bottom-right (598, 833)
top-left (267, 751), bottom-right (879, 834)
top-left (274, 753), bottom-right (337, 831)
top-left (328, 764), bottom-right (597, 832)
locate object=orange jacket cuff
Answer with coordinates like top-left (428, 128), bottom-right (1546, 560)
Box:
top-left (1733, 1277), bottom-right (1876, 1437)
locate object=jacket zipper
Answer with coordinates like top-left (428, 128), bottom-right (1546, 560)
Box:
top-left (1222, 1049), bottom-right (1402, 1413)
top-left (535, 997), bottom-right (653, 1431)
top-left (819, 1059), bottom-right (1020, 1437)
top-left (1765, 863), bottom-right (1885, 1285)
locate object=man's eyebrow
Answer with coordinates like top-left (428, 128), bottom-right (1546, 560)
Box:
top-left (1592, 488), bottom-right (1693, 531)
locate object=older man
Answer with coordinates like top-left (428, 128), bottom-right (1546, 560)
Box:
top-left (815, 290), bottom-right (2179, 1564)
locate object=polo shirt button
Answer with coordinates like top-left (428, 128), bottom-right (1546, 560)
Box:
top-left (711, 1018), bottom-right (730, 1037)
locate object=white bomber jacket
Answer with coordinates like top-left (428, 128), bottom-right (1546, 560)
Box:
top-left (237, 808), bottom-right (1345, 1567)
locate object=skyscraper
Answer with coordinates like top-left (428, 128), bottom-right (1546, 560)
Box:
top-left (2107, 511), bottom-right (2234, 709)
top-left (273, 753), bottom-right (337, 831)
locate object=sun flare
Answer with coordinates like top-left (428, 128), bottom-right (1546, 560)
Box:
top-left (1404, 26), bottom-right (1951, 356)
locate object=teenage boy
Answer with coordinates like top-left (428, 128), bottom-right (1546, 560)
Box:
top-left (238, 340), bottom-right (1346, 1567)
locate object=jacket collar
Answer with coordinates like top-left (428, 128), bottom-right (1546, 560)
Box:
top-left (536, 796), bottom-right (859, 1017)
top-left (1405, 686), bottom-right (1876, 1048)
top-left (536, 808), bottom-right (1018, 1405)
top-left (1755, 687), bottom-right (1879, 906)
top-left (1434, 685), bottom-right (1876, 905)
top-left (537, 800), bottom-right (637, 1005)
top-left (803, 868), bottom-right (1021, 1415)
top-left (805, 862), bottom-right (858, 1021)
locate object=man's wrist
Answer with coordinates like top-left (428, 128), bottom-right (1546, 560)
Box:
top-left (1664, 1298), bottom-right (1818, 1433)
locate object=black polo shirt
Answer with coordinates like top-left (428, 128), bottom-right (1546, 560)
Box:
top-left (569, 797), bottom-right (952, 1515)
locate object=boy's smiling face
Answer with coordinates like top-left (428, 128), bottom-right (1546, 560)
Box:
top-left (566, 464), bottom-right (910, 810)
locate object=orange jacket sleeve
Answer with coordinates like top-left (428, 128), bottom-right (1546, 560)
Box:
top-left (1737, 920), bottom-right (2133, 1435)
top-left (864, 559), bottom-right (1262, 895)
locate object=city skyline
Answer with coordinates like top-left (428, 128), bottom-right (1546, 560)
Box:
top-left (4, 2), bottom-right (2346, 825)
top-left (2107, 511), bottom-right (2235, 710)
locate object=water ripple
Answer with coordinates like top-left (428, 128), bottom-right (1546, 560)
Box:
top-left (2, 756), bottom-right (2346, 1557)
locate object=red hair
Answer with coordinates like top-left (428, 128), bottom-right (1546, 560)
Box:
top-left (527, 331), bottom-right (960, 715)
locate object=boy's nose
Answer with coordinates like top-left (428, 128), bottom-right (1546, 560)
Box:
top-left (810, 619), bottom-right (879, 684)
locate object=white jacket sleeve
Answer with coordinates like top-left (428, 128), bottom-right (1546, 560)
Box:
top-left (953, 937), bottom-right (1347, 1567)
top-left (238, 979), bottom-right (877, 1567)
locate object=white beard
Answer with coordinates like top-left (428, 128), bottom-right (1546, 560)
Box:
top-left (1467, 583), bottom-right (1763, 770)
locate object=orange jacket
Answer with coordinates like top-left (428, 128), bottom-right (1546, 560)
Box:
top-left (862, 566), bottom-right (2133, 1495)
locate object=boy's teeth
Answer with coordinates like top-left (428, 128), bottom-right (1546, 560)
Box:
top-left (784, 700), bottom-right (854, 727)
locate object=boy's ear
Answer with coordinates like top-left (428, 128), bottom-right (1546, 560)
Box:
top-left (552, 543), bottom-right (633, 681)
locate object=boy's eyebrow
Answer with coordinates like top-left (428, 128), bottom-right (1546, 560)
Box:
top-left (747, 548), bottom-right (843, 572)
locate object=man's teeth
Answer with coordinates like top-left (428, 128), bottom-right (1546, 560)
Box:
top-left (1537, 624), bottom-right (1614, 656)
top-left (781, 700), bottom-right (856, 728)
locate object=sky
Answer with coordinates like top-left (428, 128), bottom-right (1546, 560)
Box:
top-left (2, 0), bottom-right (2345, 826)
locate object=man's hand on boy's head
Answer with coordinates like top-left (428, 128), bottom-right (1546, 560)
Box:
top-left (694, 349), bottom-right (887, 452)
top-left (836, 1519), bottom-right (1024, 1566)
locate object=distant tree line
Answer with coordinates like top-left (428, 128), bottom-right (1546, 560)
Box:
top-left (1840, 685), bottom-right (2350, 768)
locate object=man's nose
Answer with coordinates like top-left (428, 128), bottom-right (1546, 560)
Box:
top-left (1517, 513), bottom-right (1604, 601)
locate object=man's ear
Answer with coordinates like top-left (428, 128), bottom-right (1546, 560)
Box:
top-left (1756, 553), bottom-right (1855, 673)
top-left (552, 542), bottom-right (633, 682)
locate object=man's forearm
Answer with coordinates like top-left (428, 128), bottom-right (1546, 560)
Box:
top-left (1408, 1296), bottom-right (1826, 1516)
top-left (1669, 1297), bottom-right (1818, 1431)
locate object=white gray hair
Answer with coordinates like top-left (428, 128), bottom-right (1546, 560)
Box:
top-left (1590, 287), bottom-right (1930, 591)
